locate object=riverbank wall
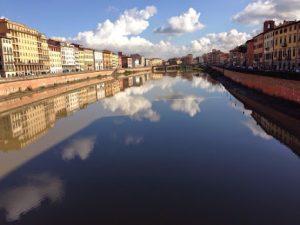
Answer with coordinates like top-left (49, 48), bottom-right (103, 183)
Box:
top-left (0, 67), bottom-right (152, 97)
top-left (211, 66), bottom-right (300, 104)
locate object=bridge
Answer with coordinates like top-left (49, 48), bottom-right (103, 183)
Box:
top-left (152, 65), bottom-right (195, 73)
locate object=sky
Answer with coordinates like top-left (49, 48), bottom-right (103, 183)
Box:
top-left (1, 0), bottom-right (300, 59)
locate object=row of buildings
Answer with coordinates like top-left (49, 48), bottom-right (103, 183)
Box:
top-left (203, 20), bottom-right (300, 72)
top-left (0, 18), bottom-right (161, 78)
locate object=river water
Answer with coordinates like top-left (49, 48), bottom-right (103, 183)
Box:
top-left (0, 72), bottom-right (299, 225)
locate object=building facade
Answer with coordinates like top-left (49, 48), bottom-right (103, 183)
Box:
top-left (273, 21), bottom-right (300, 71)
top-left (253, 33), bottom-right (264, 69)
top-left (246, 39), bottom-right (254, 68)
top-left (94, 50), bottom-right (103, 71)
top-left (83, 48), bottom-right (94, 71)
top-left (102, 50), bottom-right (112, 69)
top-left (263, 21), bottom-right (275, 70)
top-left (111, 52), bottom-right (119, 69)
top-left (121, 55), bottom-right (133, 68)
top-left (73, 44), bottom-right (84, 71)
top-left (150, 58), bottom-right (163, 66)
top-left (60, 42), bottom-right (76, 72)
top-left (0, 18), bottom-right (50, 76)
top-left (0, 34), bottom-right (15, 77)
top-left (229, 45), bottom-right (247, 67)
top-left (47, 39), bottom-right (63, 74)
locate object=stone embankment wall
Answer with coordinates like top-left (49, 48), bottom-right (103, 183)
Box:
top-left (0, 67), bottom-right (151, 96)
top-left (0, 77), bottom-right (114, 113)
top-left (212, 66), bottom-right (300, 104)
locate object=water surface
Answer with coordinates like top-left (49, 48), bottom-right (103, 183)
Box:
top-left (0, 72), bottom-right (299, 225)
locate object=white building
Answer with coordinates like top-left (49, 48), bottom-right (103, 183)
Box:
top-left (96, 83), bottom-right (106, 100)
top-left (60, 42), bottom-right (76, 72)
top-left (94, 51), bottom-right (103, 71)
top-left (134, 59), bottom-right (139, 67)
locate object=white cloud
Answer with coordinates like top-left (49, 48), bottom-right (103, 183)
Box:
top-left (192, 76), bottom-right (226, 93)
top-left (229, 101), bottom-right (253, 117)
top-left (233, 0), bottom-right (300, 25)
top-left (106, 5), bottom-right (119, 13)
top-left (53, 6), bottom-right (249, 59)
top-left (62, 136), bottom-right (96, 161)
top-left (124, 135), bottom-right (144, 145)
top-left (154, 8), bottom-right (204, 34)
top-left (102, 92), bottom-right (160, 122)
top-left (243, 119), bottom-right (272, 140)
top-left (50, 36), bottom-right (67, 42)
top-left (191, 29), bottom-right (250, 53)
top-left (171, 95), bottom-right (204, 117)
top-left (72, 6), bottom-right (157, 54)
top-left (0, 174), bottom-right (64, 222)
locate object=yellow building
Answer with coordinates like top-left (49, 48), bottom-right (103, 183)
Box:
top-left (0, 18), bottom-right (50, 76)
top-left (273, 20), bottom-right (300, 71)
top-left (150, 58), bottom-right (163, 66)
top-left (102, 50), bottom-right (112, 69)
top-left (73, 44), bottom-right (84, 71)
top-left (47, 39), bottom-right (63, 74)
top-left (83, 48), bottom-right (95, 71)
top-left (111, 52), bottom-right (119, 69)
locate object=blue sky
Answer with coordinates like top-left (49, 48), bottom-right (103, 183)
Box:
top-left (1, 0), bottom-right (299, 58)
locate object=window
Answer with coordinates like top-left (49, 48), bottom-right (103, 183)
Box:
top-left (293, 48), bottom-right (296, 57)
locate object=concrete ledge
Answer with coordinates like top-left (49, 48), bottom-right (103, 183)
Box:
top-left (0, 67), bottom-right (151, 96)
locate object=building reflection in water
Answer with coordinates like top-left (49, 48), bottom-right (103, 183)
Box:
top-left (0, 73), bottom-right (159, 152)
top-left (224, 77), bottom-right (300, 156)
top-left (0, 71), bottom-right (299, 157)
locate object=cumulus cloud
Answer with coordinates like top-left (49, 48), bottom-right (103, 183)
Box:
top-left (192, 76), bottom-right (226, 93)
top-left (0, 174), bottom-right (64, 222)
top-left (243, 119), bottom-right (272, 140)
top-left (154, 8), bottom-right (204, 34)
top-left (62, 136), bottom-right (96, 161)
top-left (191, 29), bottom-right (250, 53)
top-left (72, 6), bottom-right (157, 54)
top-left (124, 135), bottom-right (144, 145)
top-left (171, 95), bottom-right (204, 117)
top-left (52, 6), bottom-right (250, 59)
top-left (102, 92), bottom-right (160, 122)
top-left (233, 0), bottom-right (300, 25)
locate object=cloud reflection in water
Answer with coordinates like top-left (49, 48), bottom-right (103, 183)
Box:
top-left (62, 136), bottom-right (96, 161)
top-left (0, 173), bottom-right (64, 222)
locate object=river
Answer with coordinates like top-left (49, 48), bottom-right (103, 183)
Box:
top-left (0, 72), bottom-right (299, 225)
